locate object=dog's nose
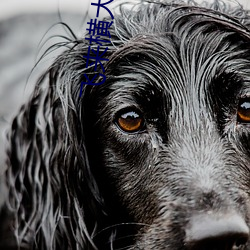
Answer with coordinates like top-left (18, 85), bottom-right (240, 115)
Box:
top-left (185, 213), bottom-right (249, 250)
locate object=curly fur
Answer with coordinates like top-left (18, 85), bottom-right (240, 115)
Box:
top-left (2, 0), bottom-right (250, 249)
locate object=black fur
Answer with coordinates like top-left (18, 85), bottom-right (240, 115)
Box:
top-left (2, 0), bottom-right (250, 249)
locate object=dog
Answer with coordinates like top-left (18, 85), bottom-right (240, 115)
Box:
top-left (1, 0), bottom-right (250, 249)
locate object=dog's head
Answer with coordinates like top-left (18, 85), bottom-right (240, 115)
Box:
top-left (3, 1), bottom-right (250, 250)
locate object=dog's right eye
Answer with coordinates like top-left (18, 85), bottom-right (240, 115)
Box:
top-left (237, 98), bottom-right (250, 123)
top-left (116, 110), bottom-right (145, 133)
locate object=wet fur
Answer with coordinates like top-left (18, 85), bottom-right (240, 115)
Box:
top-left (2, 0), bottom-right (250, 249)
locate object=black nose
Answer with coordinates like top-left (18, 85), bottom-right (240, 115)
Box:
top-left (185, 213), bottom-right (249, 250)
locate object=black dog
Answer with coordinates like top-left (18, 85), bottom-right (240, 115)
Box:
top-left (2, 0), bottom-right (250, 249)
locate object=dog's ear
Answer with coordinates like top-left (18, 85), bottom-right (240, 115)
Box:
top-left (3, 40), bottom-right (108, 249)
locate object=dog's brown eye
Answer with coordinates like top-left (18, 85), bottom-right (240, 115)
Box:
top-left (237, 99), bottom-right (250, 123)
top-left (117, 110), bottom-right (144, 133)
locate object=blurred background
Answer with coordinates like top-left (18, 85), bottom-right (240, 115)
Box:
top-left (0, 0), bottom-right (91, 173)
top-left (0, 0), bottom-right (250, 175)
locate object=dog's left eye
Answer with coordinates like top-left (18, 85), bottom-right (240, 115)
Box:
top-left (116, 110), bottom-right (145, 133)
top-left (237, 98), bottom-right (250, 123)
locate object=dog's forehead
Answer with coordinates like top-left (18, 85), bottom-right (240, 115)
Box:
top-left (107, 37), bottom-right (249, 98)
top-left (106, 9), bottom-right (250, 103)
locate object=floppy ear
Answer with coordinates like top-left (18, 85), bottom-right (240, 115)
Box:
top-left (2, 39), bottom-right (109, 249)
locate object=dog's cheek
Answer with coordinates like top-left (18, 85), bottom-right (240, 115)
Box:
top-left (99, 134), bottom-right (161, 223)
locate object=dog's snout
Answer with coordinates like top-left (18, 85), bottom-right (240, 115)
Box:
top-left (185, 213), bottom-right (249, 250)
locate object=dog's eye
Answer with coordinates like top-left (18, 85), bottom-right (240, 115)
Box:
top-left (116, 110), bottom-right (144, 133)
top-left (237, 99), bottom-right (250, 123)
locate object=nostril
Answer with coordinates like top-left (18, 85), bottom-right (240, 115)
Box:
top-left (235, 236), bottom-right (248, 248)
top-left (185, 213), bottom-right (249, 250)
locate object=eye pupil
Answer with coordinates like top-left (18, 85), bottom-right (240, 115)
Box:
top-left (237, 99), bottom-right (250, 123)
top-left (116, 110), bottom-right (144, 133)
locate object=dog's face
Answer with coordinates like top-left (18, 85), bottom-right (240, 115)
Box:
top-left (4, 1), bottom-right (250, 250)
top-left (85, 4), bottom-right (250, 249)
